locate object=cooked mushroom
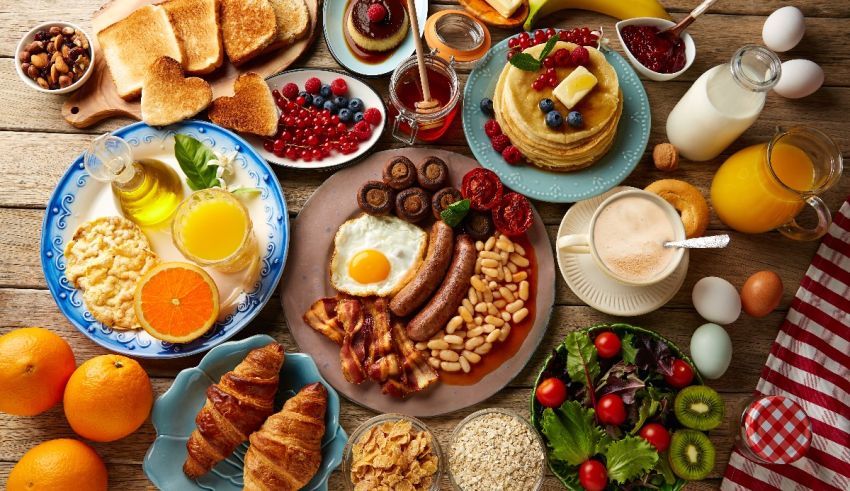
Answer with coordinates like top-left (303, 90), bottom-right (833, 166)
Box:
top-left (382, 156), bottom-right (417, 190)
top-left (357, 180), bottom-right (395, 216)
top-left (431, 187), bottom-right (463, 220)
top-left (395, 187), bottom-right (431, 223)
top-left (417, 156), bottom-right (449, 191)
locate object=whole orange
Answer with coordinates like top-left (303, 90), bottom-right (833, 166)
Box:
top-left (6, 438), bottom-right (108, 491)
top-left (63, 354), bottom-right (153, 442)
top-left (0, 327), bottom-right (76, 416)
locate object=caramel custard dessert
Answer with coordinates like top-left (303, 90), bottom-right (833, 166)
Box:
top-left (346, 0), bottom-right (409, 53)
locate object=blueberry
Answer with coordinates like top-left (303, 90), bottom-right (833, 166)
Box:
top-left (353, 111), bottom-right (364, 123)
top-left (320, 84), bottom-right (332, 98)
top-left (348, 98), bottom-right (364, 112)
top-left (301, 93), bottom-right (313, 106)
top-left (545, 110), bottom-right (563, 129)
top-left (567, 111), bottom-right (584, 128)
top-left (333, 96), bottom-right (348, 108)
top-left (298, 90), bottom-right (308, 98)
top-left (323, 100), bottom-right (338, 114)
top-left (480, 98), bottom-right (494, 116)
top-left (312, 95), bottom-right (325, 109)
top-left (538, 98), bottom-right (554, 113)
top-left (338, 108), bottom-right (352, 123)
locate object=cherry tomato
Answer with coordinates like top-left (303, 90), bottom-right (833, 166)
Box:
top-left (461, 168), bottom-right (503, 211)
top-left (493, 192), bottom-right (533, 236)
top-left (579, 459), bottom-right (608, 491)
top-left (594, 332), bottom-right (621, 359)
top-left (535, 377), bottom-right (567, 408)
top-left (664, 359), bottom-right (695, 388)
top-left (596, 393), bottom-right (626, 426)
top-left (639, 423), bottom-right (671, 452)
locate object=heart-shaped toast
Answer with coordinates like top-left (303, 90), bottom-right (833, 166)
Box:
top-left (208, 72), bottom-right (278, 137)
top-left (141, 57), bottom-right (212, 126)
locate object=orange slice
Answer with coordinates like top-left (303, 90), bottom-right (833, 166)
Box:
top-left (134, 262), bottom-right (219, 343)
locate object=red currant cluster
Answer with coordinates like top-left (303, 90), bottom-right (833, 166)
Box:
top-left (506, 26), bottom-right (599, 61)
top-left (483, 120), bottom-right (522, 165)
top-left (264, 78), bottom-right (382, 163)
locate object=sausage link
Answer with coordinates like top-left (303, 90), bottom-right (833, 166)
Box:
top-left (390, 222), bottom-right (454, 316)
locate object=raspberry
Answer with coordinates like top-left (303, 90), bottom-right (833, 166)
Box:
top-left (331, 78), bottom-right (348, 96)
top-left (502, 145), bottom-right (523, 165)
top-left (491, 134), bottom-right (511, 153)
top-left (353, 121), bottom-right (372, 141)
top-left (363, 107), bottom-right (382, 126)
top-left (484, 119), bottom-right (501, 138)
top-left (367, 3), bottom-right (387, 22)
top-left (570, 46), bottom-right (590, 66)
top-left (281, 82), bottom-right (299, 99)
top-left (304, 77), bottom-right (321, 94)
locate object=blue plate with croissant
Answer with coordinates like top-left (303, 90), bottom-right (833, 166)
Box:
top-left (143, 335), bottom-right (347, 491)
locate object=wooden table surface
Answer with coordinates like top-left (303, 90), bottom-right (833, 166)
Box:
top-left (1, 1), bottom-right (848, 489)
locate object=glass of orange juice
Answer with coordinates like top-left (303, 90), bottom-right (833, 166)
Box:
top-left (711, 126), bottom-right (842, 240)
top-left (172, 188), bottom-right (258, 272)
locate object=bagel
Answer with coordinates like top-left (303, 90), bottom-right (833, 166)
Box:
top-left (645, 179), bottom-right (709, 238)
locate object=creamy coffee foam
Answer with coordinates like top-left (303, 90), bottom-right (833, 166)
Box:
top-left (593, 195), bottom-right (676, 282)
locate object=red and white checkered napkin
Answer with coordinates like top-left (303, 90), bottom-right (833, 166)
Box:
top-left (722, 197), bottom-right (850, 491)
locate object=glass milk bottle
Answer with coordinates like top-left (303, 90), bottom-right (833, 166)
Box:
top-left (666, 45), bottom-right (781, 161)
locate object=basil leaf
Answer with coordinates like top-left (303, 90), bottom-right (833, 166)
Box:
top-left (538, 35), bottom-right (559, 61)
top-left (508, 52), bottom-right (542, 72)
top-left (440, 199), bottom-right (470, 228)
top-left (174, 134), bottom-right (219, 191)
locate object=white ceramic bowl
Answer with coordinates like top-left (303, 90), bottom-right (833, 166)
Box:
top-left (15, 21), bottom-right (94, 94)
top-left (615, 17), bottom-right (695, 82)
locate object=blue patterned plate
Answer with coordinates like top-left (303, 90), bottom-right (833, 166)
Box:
top-left (143, 335), bottom-right (347, 491)
top-left (462, 38), bottom-right (651, 203)
top-left (39, 121), bottom-right (289, 358)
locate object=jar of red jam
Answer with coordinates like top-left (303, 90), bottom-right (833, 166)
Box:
top-left (389, 53), bottom-right (460, 144)
top-left (733, 395), bottom-right (812, 465)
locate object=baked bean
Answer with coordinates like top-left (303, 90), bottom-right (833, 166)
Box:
top-left (429, 357), bottom-right (441, 369)
top-left (440, 350), bottom-right (460, 362)
top-left (501, 311), bottom-right (511, 323)
top-left (482, 324), bottom-right (495, 333)
top-left (494, 299), bottom-right (507, 309)
top-left (510, 253), bottom-right (529, 267)
top-left (471, 276), bottom-right (487, 292)
top-left (481, 258), bottom-right (500, 268)
top-left (487, 304), bottom-right (499, 316)
top-left (488, 280), bottom-right (499, 289)
top-left (467, 288), bottom-right (478, 305)
top-left (492, 290), bottom-right (502, 300)
top-left (482, 266), bottom-right (500, 278)
top-left (513, 271), bottom-right (528, 282)
top-left (475, 240), bottom-right (484, 251)
top-left (519, 281), bottom-right (529, 300)
top-left (467, 326), bottom-right (484, 338)
top-left (447, 316), bottom-right (463, 333)
top-left (500, 251), bottom-right (510, 263)
top-left (459, 356), bottom-right (471, 373)
top-left (459, 306), bottom-right (474, 323)
top-left (507, 300), bottom-right (524, 314)
top-left (444, 334), bottom-right (464, 345)
top-left (499, 324), bottom-right (512, 341)
top-left (462, 298), bottom-right (474, 313)
top-left (415, 342), bottom-right (428, 351)
top-left (431, 349), bottom-right (439, 357)
top-left (463, 350), bottom-right (481, 364)
top-left (507, 262), bottom-right (518, 273)
top-left (512, 307), bottom-right (529, 323)
top-left (475, 261), bottom-right (482, 275)
top-left (514, 243), bottom-right (526, 256)
top-left (474, 302), bottom-right (487, 313)
top-left (465, 336), bottom-right (484, 350)
top-left (474, 316), bottom-right (483, 326)
top-left (485, 315), bottom-right (504, 327)
top-left (474, 342), bottom-right (492, 355)
top-left (441, 361), bottom-right (461, 372)
top-left (496, 239), bottom-right (514, 252)
top-left (499, 287), bottom-right (515, 303)
top-left (480, 251), bottom-right (501, 261)
top-left (484, 236), bottom-right (496, 251)
top-left (486, 329), bottom-right (501, 344)
top-left (428, 339), bottom-right (449, 350)
top-left (483, 290), bottom-right (494, 303)
top-left (450, 343), bottom-right (465, 351)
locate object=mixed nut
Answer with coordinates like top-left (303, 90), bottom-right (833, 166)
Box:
top-left (19, 26), bottom-right (91, 90)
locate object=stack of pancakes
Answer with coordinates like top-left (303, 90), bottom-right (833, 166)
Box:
top-left (494, 42), bottom-right (623, 172)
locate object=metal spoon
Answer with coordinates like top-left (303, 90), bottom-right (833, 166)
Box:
top-left (664, 234), bottom-right (730, 249)
top-left (659, 0), bottom-right (720, 38)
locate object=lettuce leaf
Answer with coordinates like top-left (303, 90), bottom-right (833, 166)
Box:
top-left (565, 331), bottom-right (600, 387)
top-left (596, 361), bottom-right (645, 405)
top-left (603, 436), bottom-right (659, 484)
top-left (633, 334), bottom-right (676, 377)
top-left (541, 400), bottom-right (608, 466)
top-left (630, 394), bottom-right (660, 434)
top-left (621, 332), bottom-right (639, 365)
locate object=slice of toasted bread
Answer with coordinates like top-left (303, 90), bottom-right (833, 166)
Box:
top-left (265, 0), bottom-right (310, 52)
top-left (141, 57), bottom-right (212, 126)
top-left (208, 72), bottom-right (277, 136)
top-left (162, 0), bottom-right (223, 75)
top-left (98, 4), bottom-right (183, 100)
top-left (220, 0), bottom-right (278, 66)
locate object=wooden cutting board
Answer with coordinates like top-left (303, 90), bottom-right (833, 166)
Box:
top-left (61, 0), bottom-right (321, 128)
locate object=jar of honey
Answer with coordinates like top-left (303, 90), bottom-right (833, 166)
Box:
top-left (389, 53), bottom-right (460, 144)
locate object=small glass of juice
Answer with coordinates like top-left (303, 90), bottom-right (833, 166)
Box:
top-left (172, 188), bottom-right (258, 273)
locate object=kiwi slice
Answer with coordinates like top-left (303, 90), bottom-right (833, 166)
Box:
top-left (668, 430), bottom-right (715, 480)
top-left (674, 385), bottom-right (724, 431)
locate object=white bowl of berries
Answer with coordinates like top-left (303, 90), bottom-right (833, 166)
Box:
top-left (248, 69), bottom-right (387, 170)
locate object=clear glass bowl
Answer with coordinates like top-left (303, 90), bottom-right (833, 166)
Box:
top-left (448, 408), bottom-right (546, 491)
top-left (342, 413), bottom-right (443, 491)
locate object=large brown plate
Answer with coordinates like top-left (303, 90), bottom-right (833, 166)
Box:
top-left (61, 0), bottom-right (320, 128)
top-left (280, 148), bottom-right (555, 416)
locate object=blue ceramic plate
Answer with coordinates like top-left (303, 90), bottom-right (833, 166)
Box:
top-left (143, 335), bottom-right (347, 491)
top-left (40, 121), bottom-right (289, 358)
top-left (324, 0), bottom-right (428, 77)
top-left (462, 38), bottom-right (651, 203)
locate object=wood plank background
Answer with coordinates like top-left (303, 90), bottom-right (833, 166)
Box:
top-left (0, 0), bottom-right (847, 489)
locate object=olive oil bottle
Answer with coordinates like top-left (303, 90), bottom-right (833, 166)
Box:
top-left (84, 134), bottom-right (184, 227)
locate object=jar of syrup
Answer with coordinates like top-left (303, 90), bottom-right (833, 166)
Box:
top-left (389, 53), bottom-right (460, 144)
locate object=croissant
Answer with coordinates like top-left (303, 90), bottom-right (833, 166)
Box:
top-left (183, 342), bottom-right (285, 479)
top-left (243, 382), bottom-right (328, 491)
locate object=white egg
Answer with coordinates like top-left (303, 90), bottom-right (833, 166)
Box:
top-left (692, 276), bottom-right (741, 325)
top-left (690, 323), bottom-right (733, 379)
top-left (330, 214), bottom-right (427, 297)
top-left (762, 6), bottom-right (806, 52)
top-left (774, 59), bottom-right (824, 99)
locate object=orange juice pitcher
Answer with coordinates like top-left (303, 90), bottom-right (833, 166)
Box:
top-left (710, 127), bottom-right (842, 240)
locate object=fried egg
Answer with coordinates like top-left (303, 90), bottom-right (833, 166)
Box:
top-left (330, 214), bottom-right (427, 297)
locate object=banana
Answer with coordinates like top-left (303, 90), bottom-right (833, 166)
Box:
top-left (524, 0), bottom-right (671, 31)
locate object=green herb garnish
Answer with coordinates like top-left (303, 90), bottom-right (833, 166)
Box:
top-left (174, 134), bottom-right (220, 191)
top-left (508, 36), bottom-right (560, 72)
top-left (440, 199), bottom-right (470, 227)
top-left (603, 436), bottom-right (659, 484)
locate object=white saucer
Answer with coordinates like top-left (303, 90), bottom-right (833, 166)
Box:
top-left (557, 186), bottom-right (689, 316)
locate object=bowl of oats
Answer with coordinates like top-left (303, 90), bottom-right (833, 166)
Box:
top-left (448, 408), bottom-right (546, 491)
top-left (343, 414), bottom-right (443, 491)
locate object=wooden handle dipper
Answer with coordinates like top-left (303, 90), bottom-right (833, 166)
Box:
top-left (406, 0), bottom-right (439, 112)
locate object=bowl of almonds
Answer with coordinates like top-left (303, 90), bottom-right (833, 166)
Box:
top-left (15, 21), bottom-right (94, 94)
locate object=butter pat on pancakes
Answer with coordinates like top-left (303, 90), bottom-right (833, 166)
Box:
top-left (593, 195), bottom-right (676, 283)
top-left (331, 214), bottom-right (427, 297)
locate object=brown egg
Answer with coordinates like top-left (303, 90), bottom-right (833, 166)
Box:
top-left (741, 271), bottom-right (784, 318)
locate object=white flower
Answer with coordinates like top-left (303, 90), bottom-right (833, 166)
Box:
top-left (211, 149), bottom-right (238, 188)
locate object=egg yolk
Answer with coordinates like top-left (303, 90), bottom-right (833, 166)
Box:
top-left (349, 249), bottom-right (391, 284)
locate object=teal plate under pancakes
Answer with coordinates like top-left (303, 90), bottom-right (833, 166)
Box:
top-left (462, 36), bottom-right (651, 203)
top-left (143, 335), bottom-right (347, 491)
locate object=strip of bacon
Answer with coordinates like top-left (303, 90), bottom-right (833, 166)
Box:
top-left (302, 297), bottom-right (344, 345)
top-left (338, 297), bottom-right (367, 384)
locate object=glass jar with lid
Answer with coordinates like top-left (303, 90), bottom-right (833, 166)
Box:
top-left (733, 394), bottom-right (812, 465)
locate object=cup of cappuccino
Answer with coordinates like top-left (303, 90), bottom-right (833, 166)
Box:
top-left (557, 190), bottom-right (686, 286)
